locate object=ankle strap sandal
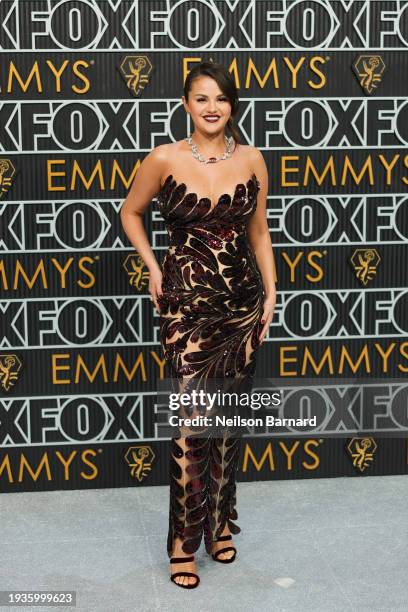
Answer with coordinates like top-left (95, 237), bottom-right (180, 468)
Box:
top-left (211, 535), bottom-right (237, 564)
top-left (170, 555), bottom-right (200, 588)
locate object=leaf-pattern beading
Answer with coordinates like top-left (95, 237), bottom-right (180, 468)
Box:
top-left (156, 172), bottom-right (265, 558)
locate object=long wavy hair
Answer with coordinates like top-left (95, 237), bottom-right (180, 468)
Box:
top-left (183, 61), bottom-right (241, 144)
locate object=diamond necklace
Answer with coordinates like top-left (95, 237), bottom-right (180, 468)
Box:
top-left (185, 133), bottom-right (235, 164)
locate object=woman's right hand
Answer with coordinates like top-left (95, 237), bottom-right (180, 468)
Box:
top-left (149, 267), bottom-right (164, 313)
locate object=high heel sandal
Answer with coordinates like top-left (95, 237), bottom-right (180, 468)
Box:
top-left (211, 534), bottom-right (237, 564)
top-left (169, 555), bottom-right (200, 589)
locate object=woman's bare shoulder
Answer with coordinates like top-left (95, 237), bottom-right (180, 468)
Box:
top-left (147, 142), bottom-right (170, 161)
top-left (246, 145), bottom-right (266, 174)
top-left (148, 141), bottom-right (185, 163)
top-left (235, 143), bottom-right (257, 161)
top-left (244, 144), bottom-right (262, 160)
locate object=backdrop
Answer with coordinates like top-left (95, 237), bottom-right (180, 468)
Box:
top-left (1, 0), bottom-right (408, 492)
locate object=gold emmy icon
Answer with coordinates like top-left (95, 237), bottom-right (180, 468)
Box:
top-left (347, 437), bottom-right (377, 472)
top-left (352, 55), bottom-right (385, 95)
top-left (0, 158), bottom-right (16, 199)
top-left (118, 55), bottom-right (153, 96)
top-left (350, 248), bottom-right (380, 285)
top-left (0, 354), bottom-right (22, 392)
top-left (123, 254), bottom-right (150, 289)
top-left (125, 446), bottom-right (155, 482)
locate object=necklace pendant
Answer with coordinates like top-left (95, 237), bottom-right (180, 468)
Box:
top-left (186, 134), bottom-right (234, 164)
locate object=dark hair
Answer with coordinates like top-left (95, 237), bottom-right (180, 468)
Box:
top-left (183, 61), bottom-right (241, 144)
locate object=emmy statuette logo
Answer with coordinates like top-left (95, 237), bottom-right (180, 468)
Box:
top-left (0, 159), bottom-right (16, 199)
top-left (352, 55), bottom-right (385, 95)
top-left (347, 437), bottom-right (377, 472)
top-left (125, 446), bottom-right (155, 482)
top-left (350, 248), bottom-right (380, 285)
top-left (0, 354), bottom-right (22, 392)
top-left (118, 55), bottom-right (153, 96)
top-left (123, 254), bottom-right (150, 290)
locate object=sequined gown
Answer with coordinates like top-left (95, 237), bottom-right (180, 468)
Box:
top-left (155, 172), bottom-right (264, 558)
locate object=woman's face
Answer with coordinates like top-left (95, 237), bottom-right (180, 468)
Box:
top-left (182, 75), bottom-right (232, 135)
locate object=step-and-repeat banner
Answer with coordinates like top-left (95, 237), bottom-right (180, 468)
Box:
top-left (1, 0), bottom-right (408, 492)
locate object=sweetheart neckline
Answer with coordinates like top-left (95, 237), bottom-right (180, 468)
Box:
top-left (159, 172), bottom-right (259, 213)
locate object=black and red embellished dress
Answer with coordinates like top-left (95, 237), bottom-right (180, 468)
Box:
top-left (155, 172), bottom-right (265, 558)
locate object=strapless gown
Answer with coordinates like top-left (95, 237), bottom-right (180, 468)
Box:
top-left (155, 172), bottom-right (265, 558)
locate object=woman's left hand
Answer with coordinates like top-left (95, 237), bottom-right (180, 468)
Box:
top-left (259, 296), bottom-right (276, 344)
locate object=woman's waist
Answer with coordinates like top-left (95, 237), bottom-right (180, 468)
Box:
top-left (163, 241), bottom-right (255, 260)
top-left (161, 244), bottom-right (263, 282)
top-left (166, 221), bottom-right (247, 240)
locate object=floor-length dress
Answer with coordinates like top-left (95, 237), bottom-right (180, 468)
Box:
top-left (155, 171), bottom-right (264, 558)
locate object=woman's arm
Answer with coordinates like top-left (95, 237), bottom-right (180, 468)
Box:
top-left (120, 144), bottom-right (168, 311)
top-left (247, 146), bottom-right (276, 343)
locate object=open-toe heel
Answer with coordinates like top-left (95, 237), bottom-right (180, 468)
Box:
top-left (211, 535), bottom-right (237, 564)
top-left (169, 555), bottom-right (200, 589)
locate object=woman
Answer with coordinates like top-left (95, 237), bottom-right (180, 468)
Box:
top-left (120, 61), bottom-right (276, 589)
